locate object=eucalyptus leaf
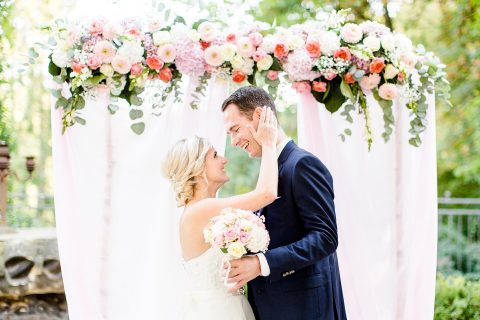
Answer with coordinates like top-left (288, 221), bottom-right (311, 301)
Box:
top-left (340, 80), bottom-right (354, 101)
top-left (129, 109), bottom-right (144, 120)
top-left (131, 122), bottom-right (145, 135)
top-left (74, 116), bottom-right (86, 125)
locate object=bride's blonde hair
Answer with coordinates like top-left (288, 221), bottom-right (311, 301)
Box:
top-left (162, 136), bottom-right (212, 207)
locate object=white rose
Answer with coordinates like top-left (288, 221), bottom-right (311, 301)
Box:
top-left (260, 35), bottom-right (276, 53)
top-left (318, 31), bottom-right (340, 56)
top-left (198, 21), bottom-right (218, 42)
top-left (227, 241), bottom-right (247, 259)
top-left (152, 31), bottom-right (172, 46)
top-left (341, 23), bottom-right (363, 44)
top-left (52, 48), bottom-right (69, 68)
top-left (231, 55), bottom-right (245, 69)
top-left (384, 64), bottom-right (399, 79)
top-left (240, 58), bottom-right (254, 75)
top-left (394, 33), bottom-right (413, 53)
top-left (188, 29), bottom-right (201, 42)
top-left (380, 34), bottom-right (395, 51)
top-left (245, 228), bottom-right (269, 253)
top-left (220, 43), bottom-right (237, 61)
top-left (256, 55), bottom-right (273, 71)
top-left (100, 64), bottom-right (114, 78)
top-left (286, 35), bottom-right (304, 50)
top-left (363, 36), bottom-right (381, 52)
top-left (117, 40), bottom-right (144, 64)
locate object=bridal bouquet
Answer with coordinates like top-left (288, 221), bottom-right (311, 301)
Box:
top-left (203, 208), bottom-right (270, 259)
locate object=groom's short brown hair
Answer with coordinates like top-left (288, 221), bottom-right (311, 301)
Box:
top-left (221, 86), bottom-right (277, 120)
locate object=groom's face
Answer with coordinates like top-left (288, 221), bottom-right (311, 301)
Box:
top-left (223, 103), bottom-right (262, 158)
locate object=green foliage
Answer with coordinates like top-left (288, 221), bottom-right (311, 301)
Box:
top-left (0, 0), bottom-right (14, 144)
top-left (434, 274), bottom-right (480, 320)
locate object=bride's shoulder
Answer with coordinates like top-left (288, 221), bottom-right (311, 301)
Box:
top-left (183, 198), bottom-right (219, 220)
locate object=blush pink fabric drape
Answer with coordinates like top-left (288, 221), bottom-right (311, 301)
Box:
top-left (297, 92), bottom-right (437, 320)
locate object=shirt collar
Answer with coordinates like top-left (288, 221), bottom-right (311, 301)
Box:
top-left (276, 137), bottom-right (292, 159)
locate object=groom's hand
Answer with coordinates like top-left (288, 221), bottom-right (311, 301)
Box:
top-left (225, 255), bottom-right (261, 293)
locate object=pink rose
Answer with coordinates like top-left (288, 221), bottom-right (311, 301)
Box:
top-left (378, 83), bottom-right (398, 100)
top-left (239, 231), bottom-right (251, 244)
top-left (252, 48), bottom-right (267, 62)
top-left (130, 64), bottom-right (144, 76)
top-left (72, 62), bottom-right (85, 74)
top-left (224, 228), bottom-right (236, 241)
top-left (292, 81), bottom-right (311, 94)
top-left (249, 32), bottom-right (263, 47)
top-left (226, 33), bottom-right (237, 43)
top-left (397, 72), bottom-right (406, 82)
top-left (312, 81), bottom-right (327, 92)
top-left (324, 71), bottom-right (337, 81)
top-left (87, 55), bottom-right (102, 70)
top-left (359, 73), bottom-right (381, 90)
top-left (267, 70), bottom-right (279, 81)
top-left (126, 27), bottom-right (141, 38)
top-left (90, 20), bottom-right (103, 36)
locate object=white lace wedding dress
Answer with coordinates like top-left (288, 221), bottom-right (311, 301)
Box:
top-left (181, 247), bottom-right (256, 319)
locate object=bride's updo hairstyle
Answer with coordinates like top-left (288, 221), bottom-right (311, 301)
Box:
top-left (163, 136), bottom-right (212, 207)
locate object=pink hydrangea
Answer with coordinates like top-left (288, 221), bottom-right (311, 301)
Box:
top-left (174, 39), bottom-right (206, 76)
top-left (282, 48), bottom-right (321, 81)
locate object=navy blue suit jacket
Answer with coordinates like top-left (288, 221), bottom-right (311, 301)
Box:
top-left (248, 141), bottom-right (347, 320)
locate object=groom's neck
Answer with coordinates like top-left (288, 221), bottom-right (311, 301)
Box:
top-left (276, 128), bottom-right (287, 145)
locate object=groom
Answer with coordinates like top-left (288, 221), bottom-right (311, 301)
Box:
top-left (222, 86), bottom-right (347, 320)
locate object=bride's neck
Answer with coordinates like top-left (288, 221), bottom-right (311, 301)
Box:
top-left (190, 183), bottom-right (219, 203)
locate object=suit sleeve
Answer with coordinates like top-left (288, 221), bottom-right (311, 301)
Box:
top-left (264, 154), bottom-right (338, 282)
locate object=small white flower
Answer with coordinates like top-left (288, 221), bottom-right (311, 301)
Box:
top-left (188, 29), bottom-right (201, 42)
top-left (394, 33), bottom-right (413, 53)
top-left (240, 58), bottom-right (254, 75)
top-left (286, 35), bottom-right (304, 50)
top-left (260, 35), bottom-right (276, 53)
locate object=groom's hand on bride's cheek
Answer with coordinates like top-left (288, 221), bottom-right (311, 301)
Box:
top-left (225, 255), bottom-right (261, 293)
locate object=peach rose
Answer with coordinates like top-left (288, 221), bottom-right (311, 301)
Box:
top-left (159, 67), bottom-right (173, 83)
top-left (146, 56), bottom-right (164, 71)
top-left (369, 58), bottom-right (385, 74)
top-left (226, 33), bottom-right (237, 43)
top-left (305, 41), bottom-right (321, 58)
top-left (72, 62), bottom-right (85, 73)
top-left (232, 70), bottom-right (246, 83)
top-left (273, 43), bottom-right (289, 59)
top-left (344, 73), bottom-right (356, 84)
top-left (292, 81), bottom-right (311, 94)
top-left (312, 81), bottom-right (327, 92)
top-left (334, 47), bottom-right (351, 61)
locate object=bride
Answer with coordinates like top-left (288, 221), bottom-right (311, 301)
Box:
top-left (163, 106), bottom-right (277, 319)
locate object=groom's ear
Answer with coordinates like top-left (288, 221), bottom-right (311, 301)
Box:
top-left (252, 107), bottom-right (263, 120)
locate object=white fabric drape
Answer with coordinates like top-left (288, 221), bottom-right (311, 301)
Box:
top-left (297, 92), bottom-right (438, 320)
top-left (51, 77), bottom-right (228, 320)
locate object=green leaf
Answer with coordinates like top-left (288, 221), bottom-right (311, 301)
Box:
top-left (55, 96), bottom-right (68, 109)
top-left (340, 80), bottom-right (354, 101)
top-left (74, 116), bottom-right (86, 125)
top-left (48, 58), bottom-right (61, 77)
top-left (28, 48), bottom-right (39, 59)
top-left (344, 128), bottom-right (352, 136)
top-left (108, 104), bottom-right (119, 115)
top-left (314, 78), bottom-right (345, 113)
top-left (51, 89), bottom-right (62, 98)
top-left (193, 19), bottom-right (209, 30)
top-left (129, 109), bottom-right (144, 120)
top-left (270, 57), bottom-right (282, 71)
top-left (84, 74), bottom-right (106, 87)
top-left (173, 16), bottom-right (186, 25)
top-left (130, 94), bottom-right (143, 106)
top-left (131, 122), bottom-right (145, 135)
top-left (76, 97), bottom-right (86, 110)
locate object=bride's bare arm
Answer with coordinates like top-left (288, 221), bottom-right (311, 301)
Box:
top-left (195, 107), bottom-right (278, 215)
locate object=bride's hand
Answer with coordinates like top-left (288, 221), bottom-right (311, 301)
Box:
top-left (248, 106), bottom-right (278, 147)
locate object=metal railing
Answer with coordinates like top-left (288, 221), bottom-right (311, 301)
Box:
top-left (437, 198), bottom-right (480, 275)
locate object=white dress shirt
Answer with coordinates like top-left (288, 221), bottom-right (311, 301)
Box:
top-left (257, 137), bottom-right (292, 276)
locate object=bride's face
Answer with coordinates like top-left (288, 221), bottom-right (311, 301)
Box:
top-left (204, 147), bottom-right (229, 185)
